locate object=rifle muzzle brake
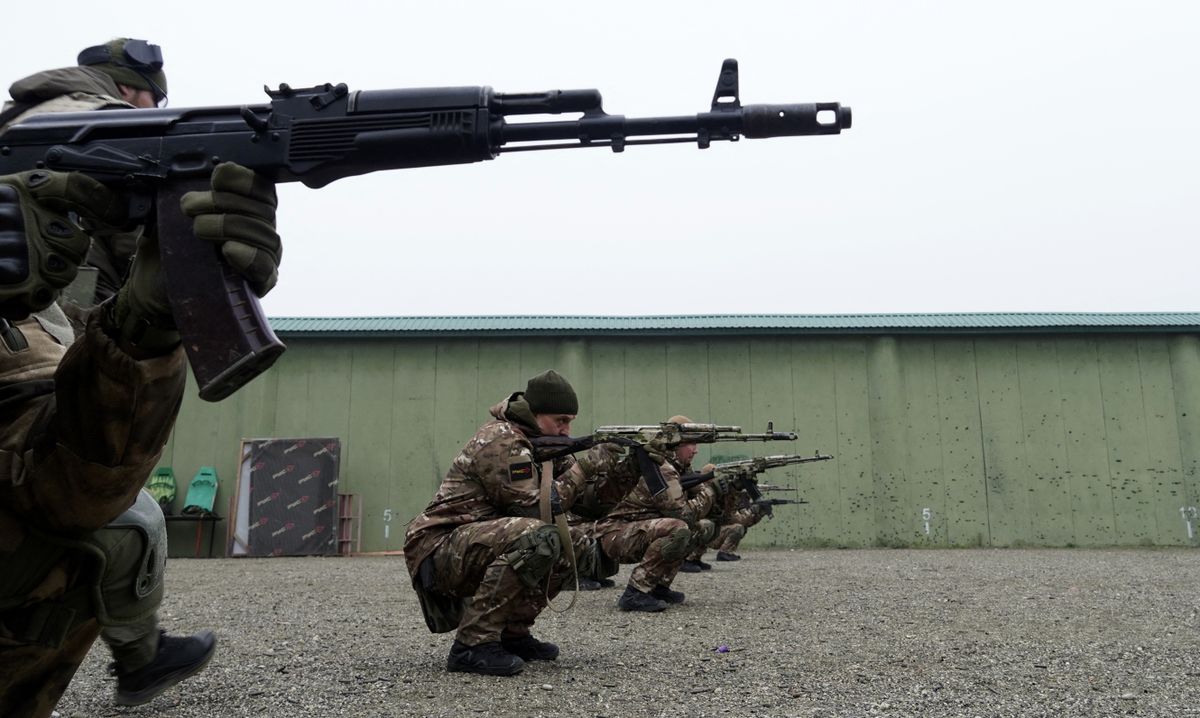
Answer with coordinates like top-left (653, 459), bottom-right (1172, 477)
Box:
top-left (741, 102), bottom-right (851, 137)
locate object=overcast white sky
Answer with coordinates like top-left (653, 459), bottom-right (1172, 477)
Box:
top-left (8, 1), bottom-right (1198, 317)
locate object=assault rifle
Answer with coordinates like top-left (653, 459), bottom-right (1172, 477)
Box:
top-left (0, 59), bottom-right (851, 401)
top-left (754, 497), bottom-right (808, 519)
top-left (529, 421), bottom-right (798, 497)
top-left (679, 452), bottom-right (833, 502)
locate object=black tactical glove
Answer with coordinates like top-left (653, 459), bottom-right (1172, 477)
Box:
top-left (0, 170), bottom-right (125, 319)
top-left (113, 163), bottom-right (280, 353)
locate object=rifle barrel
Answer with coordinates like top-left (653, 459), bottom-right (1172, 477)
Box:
top-left (499, 104), bottom-right (851, 148)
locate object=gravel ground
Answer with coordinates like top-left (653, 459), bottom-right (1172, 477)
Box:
top-left (55, 548), bottom-right (1199, 718)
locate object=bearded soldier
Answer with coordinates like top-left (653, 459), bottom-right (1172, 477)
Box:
top-left (405, 370), bottom-right (654, 676)
top-left (592, 416), bottom-right (726, 612)
top-left (0, 40), bottom-right (282, 715)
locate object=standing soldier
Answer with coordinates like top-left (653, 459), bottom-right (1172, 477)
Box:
top-left (592, 416), bottom-right (726, 612)
top-left (0, 40), bottom-right (283, 716)
top-left (0, 160), bottom-right (280, 717)
top-left (0, 41), bottom-right (282, 714)
top-left (405, 371), bottom-right (616, 676)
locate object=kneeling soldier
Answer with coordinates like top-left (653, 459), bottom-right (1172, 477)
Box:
top-left (405, 370), bottom-right (613, 676)
top-left (593, 416), bottom-right (725, 612)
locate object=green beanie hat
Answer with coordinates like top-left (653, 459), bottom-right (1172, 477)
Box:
top-left (77, 38), bottom-right (168, 103)
top-left (524, 370), bottom-right (578, 415)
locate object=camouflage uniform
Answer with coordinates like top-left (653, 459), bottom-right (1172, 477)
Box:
top-left (593, 457), bottom-right (719, 593)
top-left (1, 66), bottom-right (143, 304)
top-left (685, 486), bottom-right (741, 562)
top-left (0, 66), bottom-right (183, 718)
top-left (405, 394), bottom-right (605, 646)
top-left (564, 443), bottom-right (641, 524)
top-left (714, 498), bottom-right (768, 553)
top-left (0, 306), bottom-right (185, 718)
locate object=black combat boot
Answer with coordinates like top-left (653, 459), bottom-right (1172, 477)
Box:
top-left (678, 560), bottom-right (703, 573)
top-left (596, 577), bottom-right (616, 588)
top-left (617, 585), bottom-right (668, 612)
top-left (113, 630), bottom-right (217, 706)
top-left (695, 559), bottom-right (713, 571)
top-left (715, 551), bottom-right (741, 561)
top-left (578, 577), bottom-right (604, 590)
top-left (650, 585), bottom-right (685, 604)
top-left (447, 640), bottom-right (525, 676)
top-left (501, 633), bottom-right (560, 661)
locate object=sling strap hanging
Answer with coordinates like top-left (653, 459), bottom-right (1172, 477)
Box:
top-left (539, 460), bottom-right (579, 612)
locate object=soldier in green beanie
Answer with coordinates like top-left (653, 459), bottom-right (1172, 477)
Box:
top-left (524, 369), bottom-right (579, 419)
top-left (407, 369), bottom-right (649, 676)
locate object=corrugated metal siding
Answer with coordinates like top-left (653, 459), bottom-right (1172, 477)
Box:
top-left (268, 313), bottom-right (1200, 335)
top-left (159, 332), bottom-right (1200, 555)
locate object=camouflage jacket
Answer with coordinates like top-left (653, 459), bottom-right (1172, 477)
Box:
top-left (403, 393), bottom-right (587, 578)
top-left (0, 305), bottom-right (186, 611)
top-left (2, 66), bottom-right (141, 304)
top-left (564, 442), bottom-right (644, 522)
top-left (596, 455), bottom-right (718, 528)
top-left (689, 483), bottom-right (741, 522)
top-left (724, 491), bottom-right (767, 527)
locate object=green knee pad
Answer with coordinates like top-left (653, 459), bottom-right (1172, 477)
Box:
top-left (695, 519), bottom-right (717, 547)
top-left (78, 490), bottom-right (167, 626)
top-left (659, 527), bottom-right (692, 562)
top-left (504, 524), bottom-right (561, 588)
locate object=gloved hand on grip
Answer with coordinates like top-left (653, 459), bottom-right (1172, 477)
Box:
top-left (112, 162), bottom-right (280, 353)
top-left (0, 170), bottom-right (125, 319)
top-left (180, 162), bottom-right (281, 296)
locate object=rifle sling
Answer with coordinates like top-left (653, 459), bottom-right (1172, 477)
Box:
top-left (539, 460), bottom-right (577, 612)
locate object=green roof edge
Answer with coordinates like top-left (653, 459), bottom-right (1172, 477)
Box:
top-left (266, 313), bottom-right (1200, 337)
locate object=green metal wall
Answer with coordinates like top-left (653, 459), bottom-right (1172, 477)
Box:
top-left (159, 333), bottom-right (1200, 555)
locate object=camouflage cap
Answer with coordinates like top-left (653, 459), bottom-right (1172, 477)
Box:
top-left (525, 370), bottom-right (578, 415)
top-left (77, 38), bottom-right (167, 102)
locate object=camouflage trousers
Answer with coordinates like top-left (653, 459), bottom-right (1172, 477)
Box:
top-left (0, 618), bottom-right (158, 718)
top-left (428, 517), bottom-right (594, 646)
top-left (684, 519), bottom-right (721, 562)
top-left (689, 503), bottom-right (769, 560)
top-left (595, 517), bottom-right (704, 593)
top-left (0, 532), bottom-right (160, 718)
top-left (713, 522), bottom-right (748, 552)
top-left (0, 617), bottom-right (99, 718)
